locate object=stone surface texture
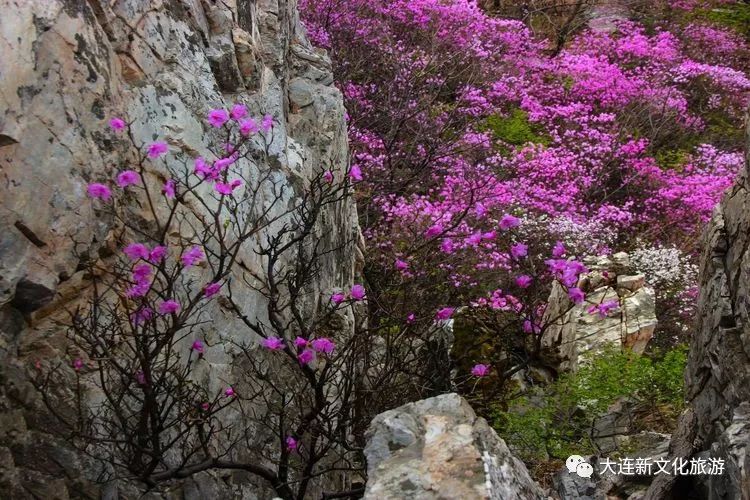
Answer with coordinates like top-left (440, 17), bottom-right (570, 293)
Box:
top-left (0, 0), bottom-right (360, 498)
top-left (362, 393), bottom-right (546, 500)
top-left (542, 252), bottom-right (657, 372)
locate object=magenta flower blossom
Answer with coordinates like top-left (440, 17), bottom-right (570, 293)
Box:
top-left (116, 170), bottom-right (139, 188)
top-left (131, 307), bottom-right (153, 326)
top-left (132, 264), bottom-right (153, 282)
top-left (588, 300), bottom-right (619, 318)
top-left (124, 243), bottom-right (150, 260)
top-left (499, 214), bottom-right (521, 230)
top-left (87, 183), bottom-right (112, 200)
top-left (510, 243), bottom-right (528, 259)
top-left (203, 282), bottom-right (221, 298)
top-left (159, 300), bottom-right (181, 315)
top-left (126, 282), bottom-right (150, 298)
top-left (214, 156), bottom-right (236, 171)
top-left (298, 349), bottom-right (315, 365)
top-left (261, 114), bottom-right (274, 132)
top-left (331, 292), bottom-right (345, 304)
top-left (230, 103), bottom-right (248, 120)
top-left (323, 170), bottom-right (334, 183)
top-left (523, 320), bottom-right (541, 334)
top-left (149, 245), bottom-right (167, 263)
top-left (224, 387), bottom-right (235, 398)
top-left (407, 313), bottom-right (416, 324)
top-left (181, 246), bottom-right (204, 267)
top-left (109, 117), bottom-right (126, 131)
top-left (552, 241), bottom-right (567, 258)
top-left (194, 157), bottom-right (215, 180)
top-left (208, 108), bottom-right (230, 128)
top-left (435, 307), bottom-right (455, 321)
top-left (425, 224), bottom-right (443, 238)
top-left (395, 259), bottom-right (409, 271)
top-left (191, 339), bottom-right (205, 354)
top-left (568, 287), bottom-right (585, 304)
top-left (515, 275), bottom-right (533, 288)
top-left (294, 337), bottom-right (308, 348)
top-left (73, 358), bottom-right (83, 372)
top-left (471, 363), bottom-right (490, 377)
top-left (311, 337), bottom-right (335, 355)
top-left (201, 402), bottom-right (210, 411)
top-left (262, 336), bottom-right (285, 350)
top-left (285, 436), bottom-right (298, 452)
top-left (349, 164), bottom-right (363, 181)
top-left (240, 118), bottom-right (259, 136)
top-left (215, 179), bottom-right (243, 196)
top-left (147, 142), bottom-right (169, 159)
top-left (350, 284), bottom-right (366, 300)
top-left (136, 370), bottom-right (147, 385)
top-left (163, 179), bottom-right (175, 198)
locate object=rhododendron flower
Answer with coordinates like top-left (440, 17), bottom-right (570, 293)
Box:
top-left (568, 287), bottom-right (585, 304)
top-left (294, 337), bottom-right (308, 348)
top-left (224, 387), bottom-right (235, 398)
top-left (350, 284), bottom-right (366, 300)
top-left (523, 320), bottom-right (541, 334)
top-left (131, 307), bottom-right (153, 326)
top-left (436, 307), bottom-right (455, 320)
top-left (441, 238), bottom-right (454, 253)
top-left (261, 114), bottom-right (274, 132)
top-left (515, 275), bottom-right (533, 288)
top-left (552, 241), bottom-right (566, 258)
top-left (149, 245), bottom-right (167, 263)
top-left (425, 225), bottom-right (443, 238)
top-left (208, 108), bottom-right (229, 128)
top-left (588, 300), bottom-right (619, 318)
top-left (181, 246), bottom-right (204, 267)
top-left (132, 264), bottom-right (153, 281)
top-left (510, 243), bottom-right (528, 259)
top-left (73, 358), bottom-right (83, 372)
top-left (214, 156), bottom-right (237, 171)
top-left (349, 165), bottom-right (363, 181)
top-left (126, 282), bottom-right (150, 298)
top-left (87, 183), bottom-right (111, 200)
top-left (191, 339), bottom-right (205, 354)
top-left (407, 313), bottom-right (416, 324)
top-left (136, 370), bottom-right (147, 385)
top-left (286, 436), bottom-right (298, 452)
top-left (116, 170), bottom-right (139, 188)
top-left (471, 364), bottom-right (489, 377)
top-left (331, 292), bottom-right (345, 304)
top-left (194, 157), bottom-right (215, 179)
top-left (203, 282), bottom-right (221, 298)
top-left (262, 337), bottom-right (285, 350)
top-left (482, 231), bottom-right (496, 241)
top-left (201, 402), bottom-right (210, 411)
top-left (124, 243), bottom-right (150, 260)
top-left (395, 259), bottom-right (409, 271)
top-left (109, 117), bottom-right (126, 131)
top-left (499, 214), bottom-right (520, 230)
top-left (311, 337), bottom-right (335, 355)
top-left (240, 118), bottom-right (259, 136)
top-left (215, 179), bottom-right (243, 195)
top-left (323, 170), bottom-right (334, 183)
top-left (159, 300), bottom-right (181, 315)
top-left (163, 179), bottom-right (175, 198)
top-left (230, 103), bottom-right (247, 120)
top-left (298, 349), bottom-right (315, 365)
top-left (466, 232), bottom-right (482, 246)
top-left (147, 142), bottom-right (169, 159)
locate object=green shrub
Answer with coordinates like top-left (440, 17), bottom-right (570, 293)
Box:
top-left (484, 108), bottom-right (550, 148)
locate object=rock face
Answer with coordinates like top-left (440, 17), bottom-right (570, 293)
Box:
top-left (542, 252), bottom-right (657, 372)
top-left (644, 127), bottom-right (750, 499)
top-left (0, 0), bottom-right (359, 498)
top-left (363, 393), bottom-right (546, 499)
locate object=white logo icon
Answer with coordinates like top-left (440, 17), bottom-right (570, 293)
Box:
top-left (566, 455), bottom-right (594, 478)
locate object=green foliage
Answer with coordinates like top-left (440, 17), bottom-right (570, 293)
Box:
top-left (493, 346), bottom-right (688, 463)
top-left (484, 108), bottom-right (550, 148)
top-left (696, 4), bottom-right (750, 37)
top-left (654, 148), bottom-right (690, 171)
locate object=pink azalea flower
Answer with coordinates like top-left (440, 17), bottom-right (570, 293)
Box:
top-left (181, 246), bottom-right (204, 267)
top-left (499, 214), bottom-right (521, 230)
top-left (331, 292), bottom-right (346, 304)
top-left (435, 307), bottom-right (455, 321)
top-left (215, 180), bottom-right (242, 195)
top-left (440, 238), bottom-right (454, 253)
top-left (194, 157), bottom-right (215, 179)
top-left (124, 243), bottom-right (150, 260)
top-left (126, 282), bottom-right (150, 298)
top-left (285, 436), bottom-right (298, 452)
top-left (552, 241), bottom-right (566, 258)
top-left (294, 337), bottom-right (308, 348)
top-left (116, 170), bottom-right (139, 188)
top-left (230, 103), bottom-right (248, 120)
top-left (149, 245), bottom-right (167, 263)
top-left (208, 108), bottom-right (230, 128)
top-left (87, 183), bottom-right (112, 200)
top-left (407, 313), bottom-right (416, 323)
top-left (471, 363), bottom-right (490, 377)
top-left (323, 170), bottom-right (334, 183)
top-left (131, 307), bottom-right (153, 326)
top-left (349, 165), bottom-right (363, 181)
top-left (510, 243), bottom-right (528, 259)
top-left (425, 224), bottom-right (443, 238)
top-left (191, 339), bottom-right (205, 354)
top-left (158, 300), bottom-right (181, 315)
top-left (395, 259), bottom-right (409, 271)
top-left (109, 117), bottom-right (126, 131)
top-left (261, 114), bottom-right (274, 132)
top-left (262, 336), bottom-right (285, 350)
top-left (214, 156), bottom-right (236, 171)
top-left (203, 282), bottom-right (221, 298)
top-left (135, 370), bottom-right (147, 385)
top-left (147, 142), bottom-right (169, 159)
top-left (298, 349), bottom-right (315, 365)
top-left (350, 284), bottom-right (366, 300)
top-left (201, 402), bottom-right (210, 411)
top-left (515, 275), bottom-right (533, 288)
top-left (311, 337), bottom-right (335, 355)
top-left (132, 264), bottom-right (153, 282)
top-left (466, 232), bottom-right (483, 246)
top-left (163, 179), bottom-right (175, 198)
top-left (568, 287), bottom-right (585, 304)
top-left (523, 320), bottom-right (541, 334)
top-left (224, 387), bottom-right (235, 398)
top-left (588, 300), bottom-right (619, 318)
top-left (73, 358), bottom-right (83, 372)
top-left (240, 118), bottom-right (259, 136)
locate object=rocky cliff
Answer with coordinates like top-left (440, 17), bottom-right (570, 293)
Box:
top-left (0, 0), bottom-right (359, 498)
